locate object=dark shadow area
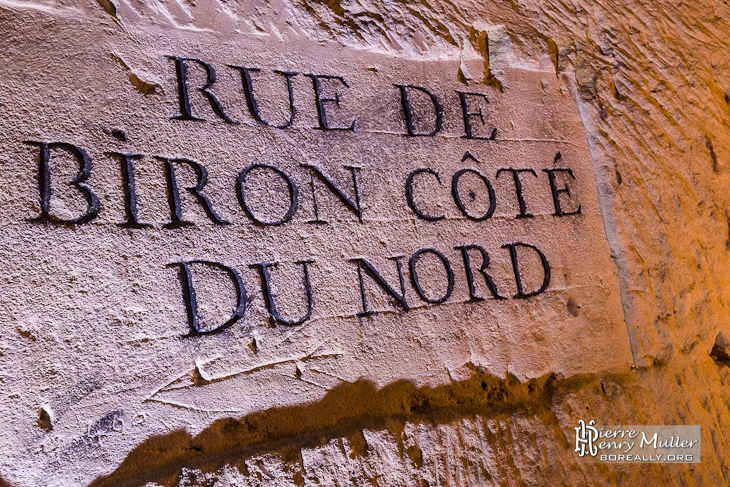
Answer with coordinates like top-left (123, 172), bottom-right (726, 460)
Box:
top-left (88, 369), bottom-right (565, 487)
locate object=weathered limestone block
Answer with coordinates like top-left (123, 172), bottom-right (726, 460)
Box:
top-left (0, 0), bottom-right (729, 486)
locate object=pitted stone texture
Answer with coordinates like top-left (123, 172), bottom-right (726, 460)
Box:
top-left (1, 0), bottom-right (729, 486)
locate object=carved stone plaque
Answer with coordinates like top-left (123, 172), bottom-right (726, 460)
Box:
top-left (0, 5), bottom-right (632, 485)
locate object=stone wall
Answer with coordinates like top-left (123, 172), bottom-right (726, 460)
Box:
top-left (1, 0), bottom-right (729, 485)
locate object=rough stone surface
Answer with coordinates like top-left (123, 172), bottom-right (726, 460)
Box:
top-left (0, 0), bottom-right (729, 486)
